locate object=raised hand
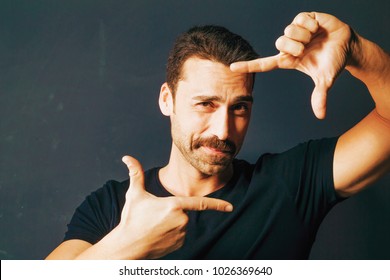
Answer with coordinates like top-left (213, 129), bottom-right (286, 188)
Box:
top-left (117, 155), bottom-right (233, 259)
top-left (231, 12), bottom-right (353, 119)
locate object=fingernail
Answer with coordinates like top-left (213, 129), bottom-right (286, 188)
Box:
top-left (122, 156), bottom-right (129, 163)
top-left (230, 63), bottom-right (238, 71)
top-left (225, 204), bottom-right (233, 212)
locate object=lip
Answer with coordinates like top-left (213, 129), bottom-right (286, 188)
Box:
top-left (202, 146), bottom-right (232, 155)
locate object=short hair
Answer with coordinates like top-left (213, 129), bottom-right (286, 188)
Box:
top-left (166, 25), bottom-right (259, 95)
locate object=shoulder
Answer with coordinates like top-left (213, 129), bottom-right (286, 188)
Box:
top-left (255, 137), bottom-right (339, 169)
top-left (240, 137), bottom-right (339, 196)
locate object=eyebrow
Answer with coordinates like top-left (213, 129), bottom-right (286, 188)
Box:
top-left (192, 95), bottom-right (254, 103)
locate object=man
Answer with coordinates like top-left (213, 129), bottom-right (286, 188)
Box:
top-left (46, 12), bottom-right (390, 259)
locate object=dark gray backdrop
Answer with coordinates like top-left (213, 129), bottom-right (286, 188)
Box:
top-left (0, 0), bottom-right (389, 259)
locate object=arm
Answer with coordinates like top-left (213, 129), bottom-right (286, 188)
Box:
top-left (46, 156), bottom-right (233, 259)
top-left (334, 34), bottom-right (390, 196)
top-left (231, 12), bottom-right (390, 197)
top-left (45, 240), bottom-right (92, 260)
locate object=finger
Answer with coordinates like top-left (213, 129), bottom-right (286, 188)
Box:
top-left (292, 12), bottom-right (319, 34)
top-left (311, 82), bottom-right (331, 119)
top-left (275, 36), bottom-right (305, 57)
top-left (230, 55), bottom-right (279, 73)
top-left (174, 196), bottom-right (233, 212)
top-left (122, 155), bottom-right (145, 192)
top-left (284, 24), bottom-right (312, 44)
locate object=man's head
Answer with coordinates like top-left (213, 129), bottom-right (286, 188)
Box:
top-left (166, 25), bottom-right (258, 96)
top-left (160, 26), bottom-right (258, 176)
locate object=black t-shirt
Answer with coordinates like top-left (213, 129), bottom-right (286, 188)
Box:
top-left (64, 137), bottom-right (342, 259)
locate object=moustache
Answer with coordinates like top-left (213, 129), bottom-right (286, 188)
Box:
top-left (193, 136), bottom-right (236, 155)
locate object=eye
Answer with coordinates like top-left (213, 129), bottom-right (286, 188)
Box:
top-left (232, 103), bottom-right (250, 115)
top-left (198, 101), bottom-right (213, 107)
top-left (195, 101), bottom-right (215, 111)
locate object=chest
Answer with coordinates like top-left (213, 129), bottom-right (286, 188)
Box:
top-left (161, 174), bottom-right (313, 259)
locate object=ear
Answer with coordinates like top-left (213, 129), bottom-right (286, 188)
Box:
top-left (159, 82), bottom-right (174, 116)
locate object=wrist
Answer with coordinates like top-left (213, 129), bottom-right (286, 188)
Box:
top-left (345, 27), bottom-right (362, 70)
top-left (346, 30), bottom-right (390, 87)
top-left (102, 225), bottom-right (147, 259)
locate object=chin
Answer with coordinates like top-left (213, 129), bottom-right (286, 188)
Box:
top-left (196, 162), bottom-right (232, 176)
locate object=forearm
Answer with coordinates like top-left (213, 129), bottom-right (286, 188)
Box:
top-left (73, 227), bottom-right (147, 260)
top-left (46, 230), bottom-right (147, 260)
top-left (346, 31), bottom-right (390, 118)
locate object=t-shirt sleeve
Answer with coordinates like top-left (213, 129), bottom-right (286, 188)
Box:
top-left (261, 137), bottom-right (343, 228)
top-left (63, 180), bottom-right (126, 244)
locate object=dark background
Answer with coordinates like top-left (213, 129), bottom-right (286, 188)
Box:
top-left (0, 0), bottom-right (389, 259)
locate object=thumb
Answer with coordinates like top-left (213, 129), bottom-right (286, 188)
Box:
top-left (311, 81), bottom-right (331, 119)
top-left (122, 155), bottom-right (145, 193)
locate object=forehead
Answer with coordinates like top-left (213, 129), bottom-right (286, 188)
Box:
top-left (178, 57), bottom-right (253, 95)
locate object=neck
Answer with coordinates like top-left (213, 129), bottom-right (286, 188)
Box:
top-left (159, 145), bottom-right (234, 197)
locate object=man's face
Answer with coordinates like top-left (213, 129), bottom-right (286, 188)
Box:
top-left (170, 57), bottom-right (253, 176)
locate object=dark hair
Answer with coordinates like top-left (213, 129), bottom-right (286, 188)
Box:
top-left (166, 25), bottom-right (259, 95)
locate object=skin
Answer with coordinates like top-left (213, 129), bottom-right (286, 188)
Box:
top-left (230, 12), bottom-right (390, 196)
top-left (46, 12), bottom-right (390, 259)
top-left (158, 57), bottom-right (254, 197)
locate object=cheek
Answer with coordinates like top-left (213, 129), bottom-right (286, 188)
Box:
top-left (233, 118), bottom-right (250, 140)
top-left (237, 117), bottom-right (249, 129)
top-left (171, 113), bottom-right (204, 141)
top-left (179, 110), bottom-right (210, 132)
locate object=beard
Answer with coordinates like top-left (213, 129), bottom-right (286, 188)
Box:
top-left (171, 122), bottom-right (238, 176)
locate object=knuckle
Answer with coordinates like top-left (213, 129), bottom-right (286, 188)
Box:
top-left (325, 76), bottom-right (335, 86)
top-left (275, 36), bottom-right (284, 50)
top-left (317, 76), bottom-right (335, 88)
top-left (253, 61), bottom-right (265, 72)
top-left (175, 235), bottom-right (185, 249)
top-left (198, 199), bottom-right (208, 211)
top-left (216, 202), bottom-right (224, 211)
top-left (128, 167), bottom-right (139, 177)
top-left (284, 25), bottom-right (293, 37)
top-left (302, 31), bottom-right (312, 43)
top-left (295, 12), bottom-right (307, 25)
top-left (295, 44), bottom-right (305, 56)
top-left (166, 198), bottom-right (180, 210)
top-left (180, 214), bottom-right (189, 226)
top-left (248, 59), bottom-right (262, 72)
top-left (125, 187), bottom-right (138, 201)
top-left (256, 59), bottom-right (264, 71)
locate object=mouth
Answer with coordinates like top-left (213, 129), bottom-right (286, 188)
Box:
top-left (201, 146), bottom-right (234, 156)
top-left (198, 146), bottom-right (234, 168)
top-left (192, 136), bottom-right (237, 166)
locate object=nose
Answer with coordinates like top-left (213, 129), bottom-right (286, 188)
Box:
top-left (210, 108), bottom-right (230, 140)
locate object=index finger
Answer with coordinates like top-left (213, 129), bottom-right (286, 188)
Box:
top-left (174, 196), bottom-right (233, 212)
top-left (230, 54), bottom-right (280, 73)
